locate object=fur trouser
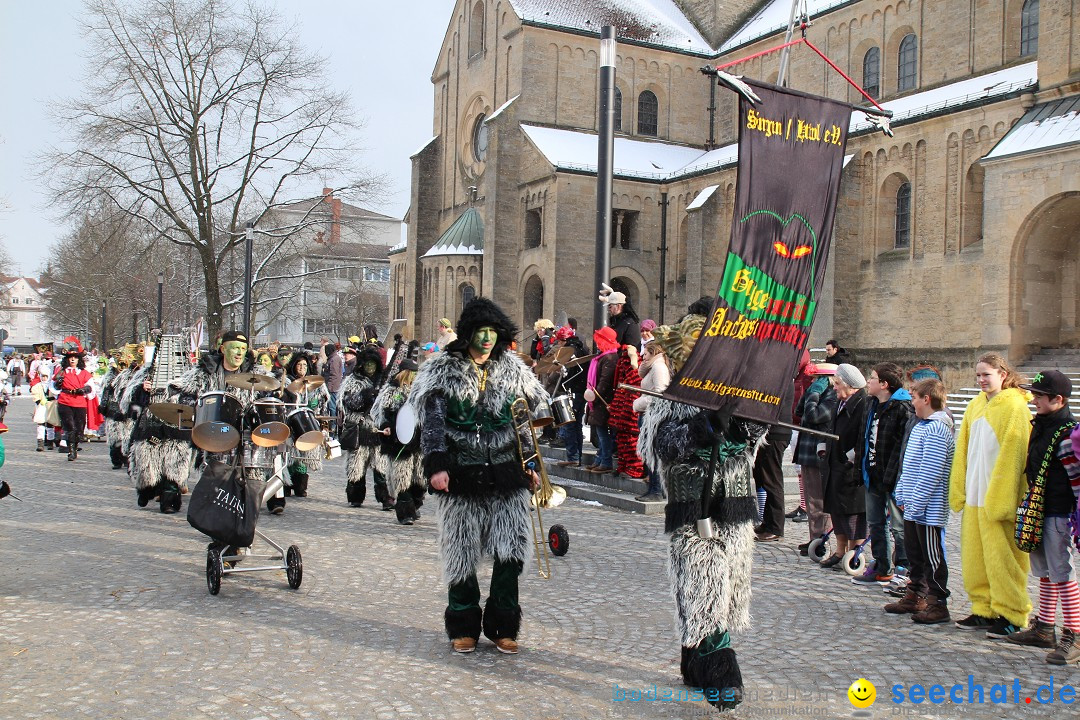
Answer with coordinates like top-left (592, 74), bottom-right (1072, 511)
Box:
top-left (128, 439), bottom-right (193, 491)
top-left (436, 490), bottom-right (532, 586)
top-left (960, 508), bottom-right (1032, 626)
top-left (668, 521), bottom-right (754, 648)
top-left (119, 419), bottom-right (136, 458)
top-left (382, 452), bottom-right (424, 498)
top-left (345, 445), bottom-right (376, 502)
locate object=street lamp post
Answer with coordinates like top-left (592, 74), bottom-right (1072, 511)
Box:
top-left (156, 272), bottom-right (164, 331)
top-left (594, 26), bottom-right (616, 336)
top-left (100, 301), bottom-right (106, 349)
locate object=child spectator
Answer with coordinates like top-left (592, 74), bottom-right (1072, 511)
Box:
top-left (853, 362), bottom-right (914, 585)
top-left (887, 379), bottom-right (955, 623)
top-left (1005, 370), bottom-right (1080, 664)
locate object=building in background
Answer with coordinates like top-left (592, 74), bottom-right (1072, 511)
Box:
top-left (399, 0), bottom-right (1078, 373)
top-left (0, 276), bottom-right (50, 351)
top-left (253, 188), bottom-right (401, 346)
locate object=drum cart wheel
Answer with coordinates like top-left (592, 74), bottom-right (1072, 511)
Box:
top-left (548, 524), bottom-right (569, 556)
top-left (206, 547), bottom-right (223, 595)
top-left (286, 545), bottom-right (303, 589)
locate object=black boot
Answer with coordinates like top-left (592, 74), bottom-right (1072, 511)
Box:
top-left (267, 496), bottom-right (286, 515)
top-left (395, 493), bottom-right (417, 525)
top-left (159, 481), bottom-right (181, 514)
top-left (682, 632), bottom-right (743, 711)
top-left (283, 483), bottom-right (293, 497)
top-left (110, 444), bottom-right (125, 469)
top-left (292, 473), bottom-right (308, 497)
top-left (136, 485), bottom-right (158, 508)
top-left (346, 480), bottom-right (365, 507)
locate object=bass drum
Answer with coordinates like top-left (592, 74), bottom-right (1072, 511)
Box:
top-left (248, 398), bottom-right (290, 448)
top-left (192, 391), bottom-right (244, 452)
top-left (286, 407), bottom-right (325, 452)
top-left (395, 402), bottom-right (417, 445)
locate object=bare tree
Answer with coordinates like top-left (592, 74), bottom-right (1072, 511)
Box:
top-left (46, 0), bottom-right (380, 340)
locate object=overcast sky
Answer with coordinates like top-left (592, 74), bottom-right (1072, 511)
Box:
top-left (0, 0), bottom-right (451, 276)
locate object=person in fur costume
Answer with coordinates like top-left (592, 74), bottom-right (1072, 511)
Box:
top-left (949, 353), bottom-right (1034, 636)
top-left (340, 345), bottom-right (386, 507)
top-left (124, 344), bottom-right (198, 514)
top-left (280, 351), bottom-right (329, 500)
top-left (411, 297), bottom-right (549, 655)
top-left (373, 357), bottom-right (425, 525)
top-left (637, 311), bottom-right (765, 711)
top-left (108, 347), bottom-right (141, 470)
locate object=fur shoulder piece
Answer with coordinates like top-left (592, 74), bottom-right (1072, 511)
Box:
top-left (637, 398), bottom-right (700, 471)
top-left (411, 350), bottom-right (548, 427)
top-left (372, 381), bottom-right (407, 427)
top-left (119, 365), bottom-right (149, 413)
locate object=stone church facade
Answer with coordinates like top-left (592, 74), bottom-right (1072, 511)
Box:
top-left (395, 0), bottom-right (1080, 374)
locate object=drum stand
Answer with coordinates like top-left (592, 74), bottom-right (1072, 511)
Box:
top-left (205, 454), bottom-right (303, 595)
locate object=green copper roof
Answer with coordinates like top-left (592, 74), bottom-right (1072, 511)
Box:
top-left (422, 208), bottom-right (484, 258)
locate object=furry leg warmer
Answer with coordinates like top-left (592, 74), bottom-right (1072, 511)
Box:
top-left (482, 599), bottom-right (522, 642)
top-left (683, 635), bottom-right (743, 711)
top-left (444, 606), bottom-right (483, 640)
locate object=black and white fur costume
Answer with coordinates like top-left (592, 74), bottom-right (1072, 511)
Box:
top-left (123, 363), bottom-right (195, 511)
top-left (101, 366), bottom-right (133, 469)
top-left (411, 297), bottom-right (549, 643)
top-left (340, 346), bottom-right (383, 506)
top-left (637, 316), bottom-right (765, 712)
top-left (372, 376), bottom-right (424, 523)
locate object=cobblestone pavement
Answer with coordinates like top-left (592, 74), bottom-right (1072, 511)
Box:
top-left (1, 403), bottom-right (1077, 720)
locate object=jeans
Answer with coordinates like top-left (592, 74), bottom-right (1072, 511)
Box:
top-left (327, 389), bottom-right (342, 424)
top-left (593, 423), bottom-right (615, 468)
top-left (866, 484), bottom-right (907, 575)
top-left (559, 415), bottom-right (584, 463)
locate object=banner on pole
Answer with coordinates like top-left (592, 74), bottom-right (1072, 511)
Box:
top-left (664, 80), bottom-right (852, 424)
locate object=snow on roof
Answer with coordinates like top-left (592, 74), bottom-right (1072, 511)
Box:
top-left (410, 136), bottom-right (438, 158)
top-left (720, 0), bottom-right (851, 53)
top-left (487, 95), bottom-right (520, 123)
top-left (983, 94), bottom-right (1080, 161)
top-left (389, 239), bottom-right (408, 255)
top-left (509, 0), bottom-right (712, 54)
top-left (850, 62), bottom-right (1038, 133)
top-left (521, 124), bottom-right (708, 179)
top-left (674, 142), bottom-right (739, 176)
top-left (685, 185), bottom-right (719, 210)
top-left (422, 207), bottom-right (484, 258)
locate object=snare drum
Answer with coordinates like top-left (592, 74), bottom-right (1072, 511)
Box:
top-left (551, 394), bottom-right (576, 427)
top-left (192, 391), bottom-right (244, 452)
top-left (286, 407), bottom-right (324, 452)
top-left (248, 398), bottom-right (290, 448)
top-left (242, 441), bottom-right (284, 470)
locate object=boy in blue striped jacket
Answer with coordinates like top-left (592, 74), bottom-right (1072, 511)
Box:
top-left (888, 379), bottom-right (955, 624)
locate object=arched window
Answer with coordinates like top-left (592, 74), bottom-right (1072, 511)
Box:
top-left (613, 86), bottom-right (622, 132)
top-left (895, 182), bottom-right (912, 249)
top-left (897, 34), bottom-right (918, 92)
top-left (468, 1), bottom-right (484, 58)
top-left (1021, 0), bottom-right (1039, 56)
top-left (863, 47), bottom-right (880, 100)
top-left (637, 90), bottom-right (658, 136)
top-left (461, 284), bottom-right (476, 307)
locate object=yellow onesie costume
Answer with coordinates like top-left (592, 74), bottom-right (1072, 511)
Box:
top-left (949, 387), bottom-right (1033, 626)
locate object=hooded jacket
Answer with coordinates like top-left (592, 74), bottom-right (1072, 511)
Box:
top-left (894, 410), bottom-right (955, 526)
top-left (856, 387), bottom-right (914, 492)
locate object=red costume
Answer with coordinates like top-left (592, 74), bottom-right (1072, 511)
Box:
top-left (608, 350), bottom-right (645, 479)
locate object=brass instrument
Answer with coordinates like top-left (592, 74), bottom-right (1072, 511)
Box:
top-left (511, 397), bottom-right (567, 579)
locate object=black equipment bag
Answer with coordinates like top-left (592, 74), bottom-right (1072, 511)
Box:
top-left (187, 459), bottom-right (260, 547)
top-left (338, 420), bottom-right (361, 452)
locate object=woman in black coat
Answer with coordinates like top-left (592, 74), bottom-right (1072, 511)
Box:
top-left (820, 367), bottom-right (869, 568)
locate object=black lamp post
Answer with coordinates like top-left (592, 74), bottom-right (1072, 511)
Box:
top-left (156, 272), bottom-right (164, 330)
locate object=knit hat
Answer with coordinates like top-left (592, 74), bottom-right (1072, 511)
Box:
top-left (438, 318), bottom-right (453, 329)
top-left (834, 363), bottom-right (866, 389)
top-left (593, 327), bottom-right (618, 353)
top-left (640, 319), bottom-right (657, 333)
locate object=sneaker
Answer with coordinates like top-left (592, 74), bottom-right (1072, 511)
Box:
top-left (790, 508), bottom-right (808, 523)
top-left (635, 492), bottom-right (665, 502)
top-left (589, 466), bottom-right (613, 474)
top-left (1006, 619), bottom-right (1056, 648)
top-left (912, 603), bottom-right (952, 625)
top-left (451, 637), bottom-right (476, 654)
top-left (1046, 628), bottom-right (1080, 665)
top-left (555, 460), bottom-right (581, 468)
top-left (955, 613), bottom-right (996, 631)
top-left (495, 638), bottom-right (519, 654)
top-left (986, 617), bottom-right (1023, 640)
top-left (884, 590), bottom-right (927, 615)
top-left (796, 543), bottom-right (810, 556)
top-left (852, 568), bottom-right (893, 585)
top-left (785, 507), bottom-right (806, 520)
top-left (754, 532), bottom-right (782, 542)
top-left (883, 575), bottom-right (910, 595)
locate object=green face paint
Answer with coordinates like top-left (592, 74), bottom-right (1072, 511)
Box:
top-left (470, 326), bottom-right (497, 357)
top-left (363, 361), bottom-right (377, 376)
top-left (259, 354), bottom-right (273, 371)
top-left (221, 341), bottom-right (248, 371)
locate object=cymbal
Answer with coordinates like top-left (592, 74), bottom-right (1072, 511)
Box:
top-left (314, 415), bottom-right (337, 421)
top-left (562, 353), bottom-right (596, 369)
top-left (286, 375), bottom-right (325, 394)
top-left (225, 373), bottom-right (281, 392)
top-left (515, 352), bottom-right (535, 367)
top-left (149, 402), bottom-right (194, 428)
top-left (532, 361), bottom-right (562, 376)
top-left (540, 346), bottom-right (575, 364)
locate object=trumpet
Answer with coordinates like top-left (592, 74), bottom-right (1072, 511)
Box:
top-left (511, 397), bottom-right (566, 579)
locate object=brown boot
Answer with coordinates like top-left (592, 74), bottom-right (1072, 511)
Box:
top-left (912, 602), bottom-right (952, 625)
top-left (1007, 618), bottom-right (1056, 648)
top-left (1046, 628), bottom-right (1080, 665)
top-left (884, 590), bottom-right (927, 614)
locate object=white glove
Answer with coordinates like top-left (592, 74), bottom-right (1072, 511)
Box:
top-left (846, 448), bottom-right (855, 462)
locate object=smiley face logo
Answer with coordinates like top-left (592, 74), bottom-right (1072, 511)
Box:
top-left (847, 678), bottom-right (876, 708)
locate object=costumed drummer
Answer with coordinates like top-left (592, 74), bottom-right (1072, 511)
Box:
top-left (373, 351), bottom-right (424, 525)
top-left (280, 350), bottom-right (329, 499)
top-left (410, 297), bottom-right (548, 655)
top-left (637, 308), bottom-right (766, 712)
